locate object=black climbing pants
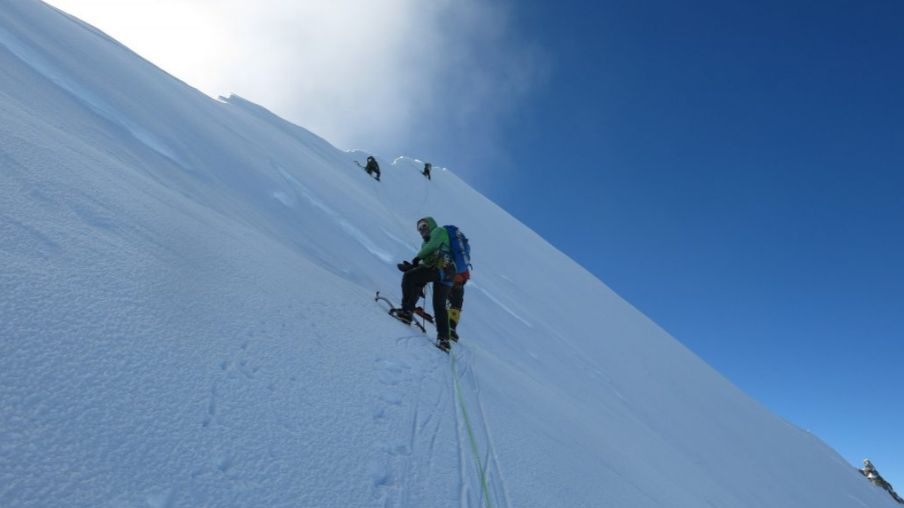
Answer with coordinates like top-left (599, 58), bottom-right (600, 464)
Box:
top-left (447, 282), bottom-right (465, 332)
top-left (448, 283), bottom-right (465, 310)
top-left (401, 265), bottom-right (450, 339)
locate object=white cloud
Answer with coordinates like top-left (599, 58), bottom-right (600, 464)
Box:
top-left (45, 0), bottom-right (546, 174)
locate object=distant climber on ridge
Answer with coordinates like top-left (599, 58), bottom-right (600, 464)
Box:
top-left (860, 459), bottom-right (904, 504)
top-left (359, 156), bottom-right (380, 181)
top-left (422, 162), bottom-right (432, 180)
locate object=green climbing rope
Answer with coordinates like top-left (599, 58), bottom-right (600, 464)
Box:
top-left (450, 350), bottom-right (494, 508)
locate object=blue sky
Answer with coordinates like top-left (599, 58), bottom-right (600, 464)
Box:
top-left (480, 0), bottom-right (903, 488)
top-left (43, 0), bottom-right (903, 490)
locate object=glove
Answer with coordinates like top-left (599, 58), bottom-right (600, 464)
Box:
top-left (411, 257), bottom-right (420, 266)
top-left (397, 261), bottom-right (413, 272)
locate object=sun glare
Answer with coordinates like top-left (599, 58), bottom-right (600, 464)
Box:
top-left (44, 0), bottom-right (224, 96)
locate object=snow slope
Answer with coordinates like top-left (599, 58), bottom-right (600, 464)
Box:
top-left (0, 1), bottom-right (896, 506)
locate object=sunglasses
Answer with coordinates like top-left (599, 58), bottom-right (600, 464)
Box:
top-left (417, 223), bottom-right (430, 233)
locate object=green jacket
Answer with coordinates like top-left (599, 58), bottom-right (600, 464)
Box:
top-left (415, 217), bottom-right (450, 269)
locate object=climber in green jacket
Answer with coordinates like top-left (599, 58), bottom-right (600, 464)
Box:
top-left (396, 216), bottom-right (455, 351)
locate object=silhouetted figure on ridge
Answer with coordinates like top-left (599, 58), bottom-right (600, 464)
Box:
top-left (355, 156), bottom-right (380, 180)
top-left (860, 459), bottom-right (904, 504)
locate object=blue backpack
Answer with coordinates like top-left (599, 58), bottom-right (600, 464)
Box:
top-left (444, 225), bottom-right (471, 274)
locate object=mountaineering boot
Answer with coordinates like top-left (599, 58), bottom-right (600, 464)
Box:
top-left (414, 307), bottom-right (434, 323)
top-left (436, 337), bottom-right (451, 352)
top-left (448, 308), bottom-right (461, 342)
top-left (392, 309), bottom-right (413, 325)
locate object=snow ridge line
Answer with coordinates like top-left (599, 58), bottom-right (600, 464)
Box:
top-left (450, 350), bottom-right (494, 508)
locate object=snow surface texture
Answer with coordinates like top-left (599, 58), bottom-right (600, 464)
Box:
top-left (0, 1), bottom-right (896, 507)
